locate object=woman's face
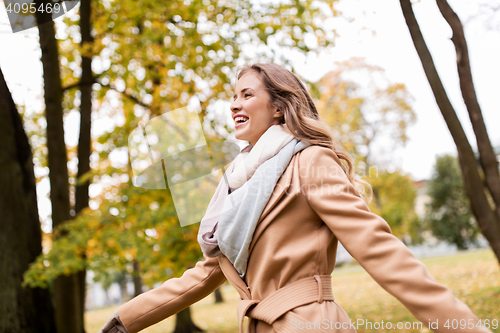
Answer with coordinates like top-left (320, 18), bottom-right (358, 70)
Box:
top-left (230, 71), bottom-right (282, 146)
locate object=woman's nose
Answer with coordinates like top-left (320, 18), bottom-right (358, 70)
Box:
top-left (230, 101), bottom-right (241, 113)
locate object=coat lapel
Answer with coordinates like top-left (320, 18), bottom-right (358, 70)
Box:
top-left (257, 153), bottom-right (300, 224)
top-left (248, 153), bottom-right (302, 255)
top-left (217, 254), bottom-right (251, 299)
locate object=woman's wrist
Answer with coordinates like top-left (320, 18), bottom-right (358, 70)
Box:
top-left (98, 310), bottom-right (129, 333)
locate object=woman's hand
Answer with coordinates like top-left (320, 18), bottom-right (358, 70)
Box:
top-left (98, 310), bottom-right (129, 333)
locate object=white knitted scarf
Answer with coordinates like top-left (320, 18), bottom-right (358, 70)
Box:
top-left (197, 124), bottom-right (311, 276)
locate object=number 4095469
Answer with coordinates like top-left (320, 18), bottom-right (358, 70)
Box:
top-left (5, 2), bottom-right (62, 14)
top-left (444, 318), bottom-right (498, 330)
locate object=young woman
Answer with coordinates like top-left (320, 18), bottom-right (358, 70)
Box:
top-left (99, 63), bottom-right (492, 333)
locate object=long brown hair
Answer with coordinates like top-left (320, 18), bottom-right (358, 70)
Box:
top-left (235, 63), bottom-right (372, 202)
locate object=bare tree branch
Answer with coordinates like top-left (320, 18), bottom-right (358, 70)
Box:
top-left (399, 0), bottom-right (500, 264)
top-left (97, 79), bottom-right (151, 109)
top-left (436, 0), bottom-right (500, 215)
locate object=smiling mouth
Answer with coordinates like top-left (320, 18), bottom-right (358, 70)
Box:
top-left (234, 116), bottom-right (249, 127)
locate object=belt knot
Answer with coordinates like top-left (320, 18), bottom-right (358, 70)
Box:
top-left (237, 275), bottom-right (334, 333)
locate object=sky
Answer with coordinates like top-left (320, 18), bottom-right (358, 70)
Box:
top-left (290, 0), bottom-right (500, 180)
top-left (0, 0), bottom-right (499, 184)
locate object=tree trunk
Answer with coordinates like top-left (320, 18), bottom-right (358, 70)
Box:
top-left (119, 274), bottom-right (129, 302)
top-left (0, 67), bottom-right (57, 332)
top-left (435, 0), bottom-right (500, 216)
top-left (34, 3), bottom-right (82, 332)
top-left (174, 307), bottom-right (204, 333)
top-left (133, 260), bottom-right (143, 297)
top-left (74, 0), bottom-right (94, 330)
top-left (399, 0), bottom-right (500, 264)
top-left (213, 287), bottom-right (224, 303)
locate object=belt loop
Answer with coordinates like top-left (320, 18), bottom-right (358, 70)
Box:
top-left (314, 275), bottom-right (323, 303)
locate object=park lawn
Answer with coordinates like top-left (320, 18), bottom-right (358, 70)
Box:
top-left (86, 248), bottom-right (500, 333)
top-left (332, 248), bottom-right (500, 332)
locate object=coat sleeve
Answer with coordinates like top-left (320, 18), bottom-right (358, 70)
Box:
top-left (300, 146), bottom-right (492, 333)
top-left (116, 255), bottom-right (226, 333)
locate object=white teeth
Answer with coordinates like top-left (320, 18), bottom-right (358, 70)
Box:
top-left (235, 116), bottom-right (249, 124)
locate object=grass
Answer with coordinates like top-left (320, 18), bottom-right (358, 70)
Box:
top-left (332, 248), bottom-right (500, 332)
top-left (86, 248), bottom-right (500, 332)
top-left (85, 283), bottom-right (241, 333)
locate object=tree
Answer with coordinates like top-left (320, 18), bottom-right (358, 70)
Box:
top-left (34, 1), bottom-right (83, 331)
top-left (366, 170), bottom-right (422, 244)
top-left (174, 307), bottom-right (203, 333)
top-left (28, 0), bottom-right (340, 331)
top-left (0, 67), bottom-right (56, 333)
top-left (425, 155), bottom-right (480, 250)
top-left (399, 0), bottom-right (500, 264)
top-left (74, 0), bottom-right (95, 330)
top-left (313, 58), bottom-right (420, 241)
top-left (24, 174), bottom-right (207, 330)
top-left (213, 287), bottom-right (224, 303)
top-left (312, 58), bottom-right (415, 170)
top-left (25, 1), bottom-right (343, 331)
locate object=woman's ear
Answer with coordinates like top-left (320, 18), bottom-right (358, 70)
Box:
top-left (274, 109), bottom-right (285, 124)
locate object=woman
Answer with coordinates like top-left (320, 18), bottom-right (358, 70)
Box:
top-left (100, 63), bottom-right (492, 333)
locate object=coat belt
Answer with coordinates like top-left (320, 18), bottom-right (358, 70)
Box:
top-left (237, 275), bottom-right (335, 333)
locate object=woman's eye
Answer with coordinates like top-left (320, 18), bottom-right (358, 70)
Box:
top-left (232, 93), bottom-right (252, 101)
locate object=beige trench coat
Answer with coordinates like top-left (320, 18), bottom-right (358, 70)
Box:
top-left (117, 145), bottom-right (491, 333)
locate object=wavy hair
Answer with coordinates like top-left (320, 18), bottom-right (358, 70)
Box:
top-left (235, 63), bottom-right (372, 203)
